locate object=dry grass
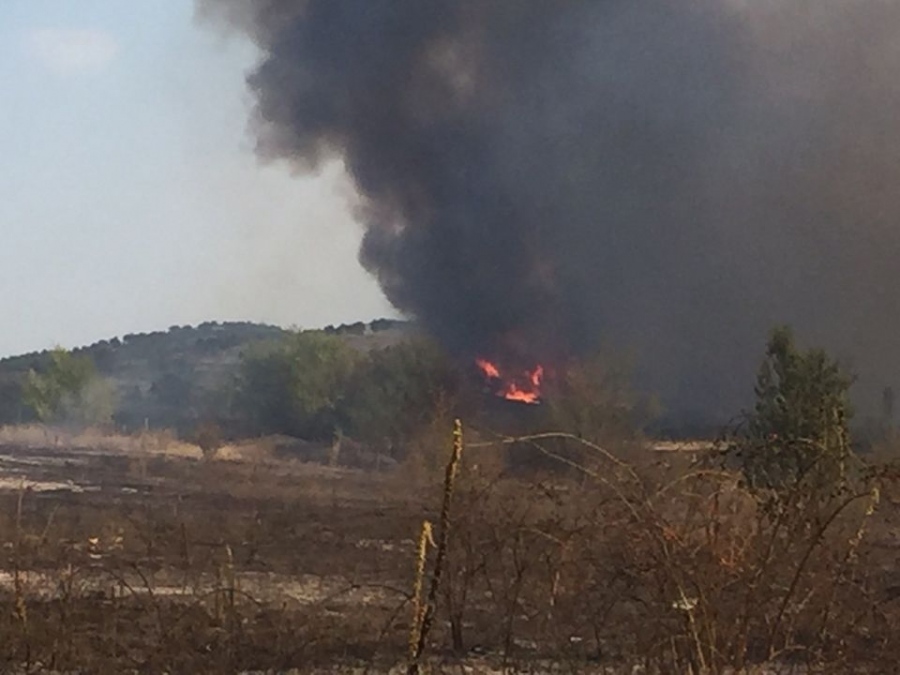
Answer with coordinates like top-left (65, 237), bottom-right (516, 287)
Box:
top-left (402, 430), bottom-right (900, 673)
top-left (0, 424), bottom-right (202, 458)
top-left (0, 424), bottom-right (896, 672)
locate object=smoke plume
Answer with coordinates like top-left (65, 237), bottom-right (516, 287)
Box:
top-left (197, 0), bottom-right (900, 424)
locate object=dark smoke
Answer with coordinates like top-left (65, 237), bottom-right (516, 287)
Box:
top-left (197, 0), bottom-right (900, 424)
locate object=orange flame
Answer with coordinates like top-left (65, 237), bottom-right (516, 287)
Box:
top-left (475, 359), bottom-right (544, 405)
top-left (475, 358), bottom-right (501, 379)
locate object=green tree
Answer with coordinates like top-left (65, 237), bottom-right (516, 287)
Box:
top-left (339, 339), bottom-right (457, 456)
top-left (546, 351), bottom-right (642, 445)
top-left (66, 377), bottom-right (117, 427)
top-left (736, 326), bottom-right (853, 492)
top-left (234, 331), bottom-right (358, 439)
top-left (22, 348), bottom-right (115, 426)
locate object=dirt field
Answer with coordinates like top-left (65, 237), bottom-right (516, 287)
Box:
top-left (0, 430), bottom-right (896, 673)
top-left (0, 437), bottom-right (440, 673)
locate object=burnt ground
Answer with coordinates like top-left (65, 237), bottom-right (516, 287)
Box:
top-left (0, 440), bottom-right (897, 674)
top-left (0, 443), bottom-right (442, 673)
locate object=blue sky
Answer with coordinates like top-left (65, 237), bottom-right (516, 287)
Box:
top-left (0, 1), bottom-right (392, 357)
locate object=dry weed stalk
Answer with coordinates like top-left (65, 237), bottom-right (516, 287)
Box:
top-left (407, 418), bottom-right (464, 675)
top-left (408, 520), bottom-right (434, 666)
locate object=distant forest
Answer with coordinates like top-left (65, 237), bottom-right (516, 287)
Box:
top-left (0, 317), bottom-right (649, 465)
top-left (7, 319), bottom-right (890, 463)
top-left (0, 319), bottom-right (410, 436)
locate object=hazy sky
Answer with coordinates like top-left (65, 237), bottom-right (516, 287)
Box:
top-left (0, 1), bottom-right (393, 358)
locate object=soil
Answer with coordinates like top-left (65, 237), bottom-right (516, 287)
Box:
top-left (0, 441), bottom-right (442, 673)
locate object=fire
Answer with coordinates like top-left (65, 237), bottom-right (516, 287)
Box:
top-left (475, 359), bottom-right (544, 404)
top-left (475, 358), bottom-right (501, 379)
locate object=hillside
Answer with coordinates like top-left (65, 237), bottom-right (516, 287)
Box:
top-left (0, 319), bottom-right (412, 433)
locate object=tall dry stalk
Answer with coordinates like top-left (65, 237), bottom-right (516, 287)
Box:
top-left (408, 520), bottom-right (434, 666)
top-left (407, 418), bottom-right (464, 675)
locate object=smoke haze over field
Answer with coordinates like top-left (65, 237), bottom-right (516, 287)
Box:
top-left (197, 0), bottom-right (900, 423)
